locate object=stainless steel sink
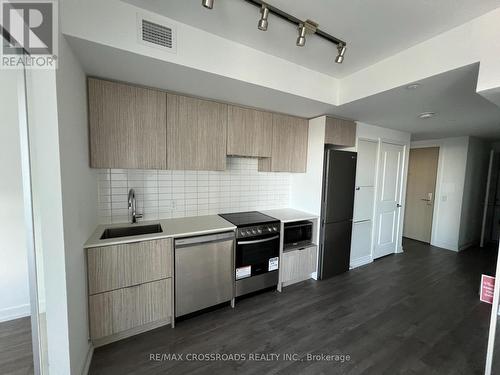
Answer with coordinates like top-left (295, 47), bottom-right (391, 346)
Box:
top-left (100, 224), bottom-right (162, 240)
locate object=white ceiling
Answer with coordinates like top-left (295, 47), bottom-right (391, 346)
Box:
top-left (335, 64), bottom-right (500, 141)
top-left (123, 0), bottom-right (500, 78)
top-left (67, 36), bottom-right (500, 141)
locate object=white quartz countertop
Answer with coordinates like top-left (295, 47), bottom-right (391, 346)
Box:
top-left (262, 208), bottom-right (318, 223)
top-left (84, 215), bottom-right (236, 249)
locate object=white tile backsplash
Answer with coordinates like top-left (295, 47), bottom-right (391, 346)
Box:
top-left (97, 158), bottom-right (291, 224)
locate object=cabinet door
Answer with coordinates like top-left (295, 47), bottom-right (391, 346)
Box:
top-left (89, 278), bottom-right (171, 341)
top-left (87, 238), bottom-right (172, 295)
top-left (259, 114), bottom-right (308, 173)
top-left (282, 246), bottom-right (317, 284)
top-left (353, 186), bottom-right (375, 222)
top-left (167, 94), bottom-right (227, 170)
top-left (350, 221), bottom-right (372, 262)
top-left (324, 116), bottom-right (356, 147)
top-left (356, 139), bottom-right (378, 186)
top-left (302, 245), bottom-right (318, 275)
top-left (281, 250), bottom-right (300, 283)
top-left (88, 78), bottom-right (167, 169)
top-left (227, 105), bottom-right (272, 157)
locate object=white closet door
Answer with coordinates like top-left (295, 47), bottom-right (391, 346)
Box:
top-left (353, 186), bottom-right (375, 222)
top-left (373, 142), bottom-right (405, 259)
top-left (356, 139), bottom-right (378, 186)
top-left (351, 221), bottom-right (372, 263)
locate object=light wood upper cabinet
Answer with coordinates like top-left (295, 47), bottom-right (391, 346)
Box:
top-left (167, 94), bottom-right (227, 170)
top-left (88, 78), bottom-right (167, 169)
top-left (259, 113), bottom-right (308, 173)
top-left (227, 105), bottom-right (272, 157)
top-left (324, 116), bottom-right (356, 147)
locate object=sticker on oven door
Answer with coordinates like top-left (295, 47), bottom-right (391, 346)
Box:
top-left (268, 257), bottom-right (279, 271)
top-left (236, 266), bottom-right (251, 280)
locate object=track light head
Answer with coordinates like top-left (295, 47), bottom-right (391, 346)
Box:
top-left (296, 24), bottom-right (306, 47)
top-left (335, 43), bottom-right (346, 63)
top-left (202, 0), bottom-right (214, 9)
top-left (258, 5), bottom-right (269, 31)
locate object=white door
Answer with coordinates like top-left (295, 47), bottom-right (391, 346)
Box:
top-left (373, 142), bottom-right (405, 259)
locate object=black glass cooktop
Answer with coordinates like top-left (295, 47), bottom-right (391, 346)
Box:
top-left (219, 211), bottom-right (278, 226)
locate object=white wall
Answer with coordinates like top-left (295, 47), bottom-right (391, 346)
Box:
top-left (26, 67), bottom-right (72, 374)
top-left (459, 137), bottom-right (491, 249)
top-left (289, 116), bottom-right (326, 218)
top-left (0, 70), bottom-right (31, 322)
top-left (411, 137), bottom-right (470, 251)
top-left (56, 36), bottom-right (98, 375)
top-left (99, 158), bottom-right (290, 224)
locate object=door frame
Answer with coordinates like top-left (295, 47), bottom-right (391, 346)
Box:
top-left (403, 146), bottom-right (440, 243)
top-left (409, 141), bottom-right (443, 246)
top-left (372, 138), bottom-right (409, 257)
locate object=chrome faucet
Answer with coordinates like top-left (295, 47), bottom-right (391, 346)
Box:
top-left (128, 189), bottom-right (143, 224)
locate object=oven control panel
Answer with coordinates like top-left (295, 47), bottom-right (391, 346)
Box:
top-left (237, 223), bottom-right (280, 239)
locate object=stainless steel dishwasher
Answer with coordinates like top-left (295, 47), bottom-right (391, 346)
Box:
top-left (175, 232), bottom-right (235, 317)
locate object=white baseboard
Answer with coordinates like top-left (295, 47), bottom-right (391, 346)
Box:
top-left (431, 240), bottom-right (459, 252)
top-left (81, 343), bottom-right (94, 375)
top-left (350, 255), bottom-right (373, 269)
top-left (0, 304), bottom-right (31, 323)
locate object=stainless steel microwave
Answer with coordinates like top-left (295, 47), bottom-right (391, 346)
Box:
top-left (283, 220), bottom-right (313, 250)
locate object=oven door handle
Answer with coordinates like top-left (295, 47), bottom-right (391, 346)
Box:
top-left (237, 235), bottom-right (279, 245)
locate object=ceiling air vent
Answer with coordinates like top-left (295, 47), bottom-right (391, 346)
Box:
top-left (138, 15), bottom-right (176, 53)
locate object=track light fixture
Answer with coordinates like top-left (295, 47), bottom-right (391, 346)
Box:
top-left (201, 0), bottom-right (348, 64)
top-left (296, 24), bottom-right (306, 47)
top-left (335, 43), bottom-right (346, 64)
top-left (258, 5), bottom-right (269, 31)
top-left (202, 0), bottom-right (214, 9)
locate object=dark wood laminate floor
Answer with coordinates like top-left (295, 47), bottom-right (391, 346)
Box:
top-left (0, 317), bottom-right (33, 375)
top-left (90, 239), bottom-right (499, 375)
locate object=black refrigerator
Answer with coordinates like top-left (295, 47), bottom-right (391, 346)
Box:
top-left (319, 148), bottom-right (357, 280)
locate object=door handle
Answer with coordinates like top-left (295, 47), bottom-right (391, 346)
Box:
top-left (420, 198), bottom-right (431, 201)
top-left (396, 204), bottom-right (402, 208)
top-left (237, 235), bottom-right (279, 245)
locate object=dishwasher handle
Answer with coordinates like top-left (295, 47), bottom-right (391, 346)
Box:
top-left (175, 232), bottom-right (234, 248)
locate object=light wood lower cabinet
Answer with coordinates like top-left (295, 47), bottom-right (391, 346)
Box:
top-left (89, 279), bottom-right (171, 346)
top-left (258, 113), bottom-right (308, 173)
top-left (87, 239), bottom-right (172, 295)
top-left (86, 238), bottom-right (174, 346)
top-left (281, 245), bottom-right (317, 286)
top-left (167, 93), bottom-right (227, 170)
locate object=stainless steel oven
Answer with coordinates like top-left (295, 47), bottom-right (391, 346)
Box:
top-left (219, 212), bottom-right (280, 297)
top-left (234, 223), bottom-right (280, 296)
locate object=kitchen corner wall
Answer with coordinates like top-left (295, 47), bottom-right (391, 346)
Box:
top-left (97, 157), bottom-right (291, 224)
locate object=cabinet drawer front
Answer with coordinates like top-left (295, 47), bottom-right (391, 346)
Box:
top-left (282, 245), bottom-right (317, 283)
top-left (87, 238), bottom-right (172, 295)
top-left (89, 279), bottom-right (171, 340)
